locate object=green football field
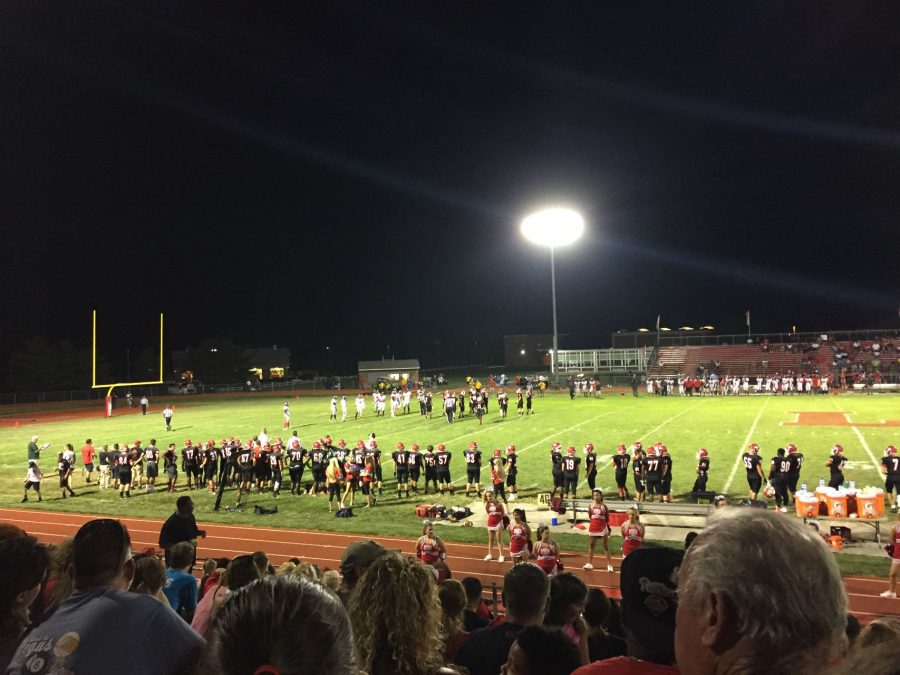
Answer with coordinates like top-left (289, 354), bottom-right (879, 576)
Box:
top-left (1, 391), bottom-right (897, 575)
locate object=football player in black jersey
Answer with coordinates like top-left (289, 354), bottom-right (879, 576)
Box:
top-left (423, 445), bottom-right (438, 494)
top-left (584, 442), bottom-right (598, 492)
top-left (786, 443), bottom-right (804, 498)
top-left (463, 442), bottom-right (482, 496)
top-left (435, 443), bottom-right (454, 495)
top-left (742, 443), bottom-right (765, 500)
top-left (393, 442), bottom-right (409, 499)
top-left (692, 448), bottom-right (710, 493)
top-left (631, 443), bottom-right (646, 503)
top-left (505, 445), bottom-right (518, 501)
top-left (769, 447), bottom-right (791, 512)
top-left (826, 444), bottom-right (847, 489)
top-left (549, 442), bottom-right (564, 499)
top-left (611, 444), bottom-right (631, 501)
top-left (883, 445), bottom-right (900, 513)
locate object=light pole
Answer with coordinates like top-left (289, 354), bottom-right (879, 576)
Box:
top-left (521, 207), bottom-right (585, 384)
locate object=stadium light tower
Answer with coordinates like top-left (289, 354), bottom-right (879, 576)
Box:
top-left (521, 207), bottom-right (585, 383)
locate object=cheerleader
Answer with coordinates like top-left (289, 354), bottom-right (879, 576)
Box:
top-left (361, 456), bottom-right (377, 508)
top-left (483, 490), bottom-right (506, 562)
top-left (534, 525), bottom-right (560, 577)
top-left (416, 520), bottom-right (447, 566)
top-left (620, 507), bottom-right (645, 558)
top-left (507, 510), bottom-right (532, 563)
top-left (584, 489), bottom-right (613, 572)
top-left (342, 452), bottom-right (360, 507)
top-left (880, 510), bottom-right (900, 598)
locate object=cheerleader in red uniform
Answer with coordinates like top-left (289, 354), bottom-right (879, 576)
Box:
top-left (620, 507), bottom-right (645, 558)
top-left (416, 520), bottom-right (447, 566)
top-left (881, 510), bottom-right (900, 598)
top-left (483, 490), bottom-right (506, 562)
top-left (360, 456), bottom-right (377, 508)
top-left (534, 525), bottom-right (561, 577)
top-left (507, 510), bottom-right (532, 563)
top-left (584, 489), bottom-right (614, 572)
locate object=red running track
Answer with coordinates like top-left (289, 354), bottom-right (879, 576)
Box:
top-left (1, 507), bottom-right (897, 622)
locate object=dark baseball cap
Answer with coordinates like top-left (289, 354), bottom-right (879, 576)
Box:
top-left (340, 540), bottom-right (387, 575)
top-left (619, 546), bottom-right (683, 652)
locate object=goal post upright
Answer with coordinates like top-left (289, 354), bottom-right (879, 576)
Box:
top-left (92, 310), bottom-right (165, 417)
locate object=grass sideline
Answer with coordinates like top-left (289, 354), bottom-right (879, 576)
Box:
top-left (2, 391), bottom-right (897, 578)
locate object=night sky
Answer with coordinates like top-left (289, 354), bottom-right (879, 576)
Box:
top-left (3, 2), bottom-right (900, 373)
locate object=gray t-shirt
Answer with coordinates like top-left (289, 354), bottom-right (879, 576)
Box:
top-left (7, 588), bottom-right (204, 675)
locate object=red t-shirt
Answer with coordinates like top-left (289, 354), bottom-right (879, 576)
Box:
top-left (81, 444), bottom-right (95, 464)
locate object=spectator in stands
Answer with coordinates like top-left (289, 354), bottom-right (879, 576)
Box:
top-left (208, 554), bottom-right (262, 627)
top-left (250, 551), bottom-right (272, 576)
top-left (461, 576), bottom-right (490, 631)
top-left (501, 625), bottom-right (582, 675)
top-left (834, 639), bottom-right (900, 675)
top-left (129, 554), bottom-right (168, 604)
top-left (163, 541), bottom-right (199, 621)
top-left (200, 574), bottom-right (357, 675)
top-left (348, 552), bottom-right (458, 675)
top-left (158, 496), bottom-right (206, 566)
top-left (582, 589), bottom-right (626, 663)
top-left (0, 529), bottom-right (49, 670)
top-left (674, 509), bottom-right (846, 675)
top-left (7, 519), bottom-right (203, 675)
top-left (321, 569), bottom-right (342, 592)
top-left (544, 573), bottom-right (589, 662)
top-left (438, 579), bottom-right (469, 662)
top-left (574, 546), bottom-right (682, 675)
top-left (31, 537), bottom-right (73, 622)
top-left (457, 562), bottom-right (551, 675)
top-left (338, 539), bottom-right (388, 604)
top-left (844, 614), bottom-right (861, 651)
top-left (854, 615), bottom-right (900, 651)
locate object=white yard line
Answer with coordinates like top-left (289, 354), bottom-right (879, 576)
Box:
top-left (723, 397), bottom-right (770, 493)
top-left (829, 400), bottom-right (883, 473)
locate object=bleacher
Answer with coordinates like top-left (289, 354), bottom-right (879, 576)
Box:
top-left (648, 345), bottom-right (804, 378)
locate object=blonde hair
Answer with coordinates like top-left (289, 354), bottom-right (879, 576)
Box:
top-left (348, 553), bottom-right (444, 675)
top-left (326, 458), bottom-right (341, 482)
top-left (628, 508), bottom-right (640, 524)
top-left (321, 569), bottom-right (342, 592)
top-left (294, 563), bottom-right (319, 582)
top-left (276, 561), bottom-right (297, 575)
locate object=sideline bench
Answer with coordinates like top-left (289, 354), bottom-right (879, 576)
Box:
top-left (564, 498), bottom-right (714, 527)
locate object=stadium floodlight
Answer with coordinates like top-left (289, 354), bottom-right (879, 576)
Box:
top-left (521, 207), bottom-right (585, 381)
top-left (680, 326), bottom-right (695, 331)
top-left (659, 327), bottom-right (672, 332)
top-left (637, 328), bottom-right (650, 333)
top-left (700, 325), bottom-right (716, 330)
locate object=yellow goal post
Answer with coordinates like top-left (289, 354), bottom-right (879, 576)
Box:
top-left (92, 310), bottom-right (164, 417)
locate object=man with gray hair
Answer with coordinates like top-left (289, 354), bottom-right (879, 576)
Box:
top-left (675, 508), bottom-right (847, 675)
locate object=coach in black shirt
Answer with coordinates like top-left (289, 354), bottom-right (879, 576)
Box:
top-left (158, 496), bottom-right (206, 566)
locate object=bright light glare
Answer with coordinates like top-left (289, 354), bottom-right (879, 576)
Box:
top-left (637, 328), bottom-right (650, 332)
top-left (521, 208), bottom-right (584, 248)
top-left (700, 325), bottom-right (716, 330)
top-left (680, 326), bottom-right (694, 331)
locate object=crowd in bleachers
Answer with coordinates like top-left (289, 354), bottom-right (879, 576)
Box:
top-left (2, 507), bottom-right (900, 674)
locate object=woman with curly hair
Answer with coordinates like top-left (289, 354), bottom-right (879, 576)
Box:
top-left (200, 574), bottom-right (356, 675)
top-left (349, 552), bottom-right (460, 675)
